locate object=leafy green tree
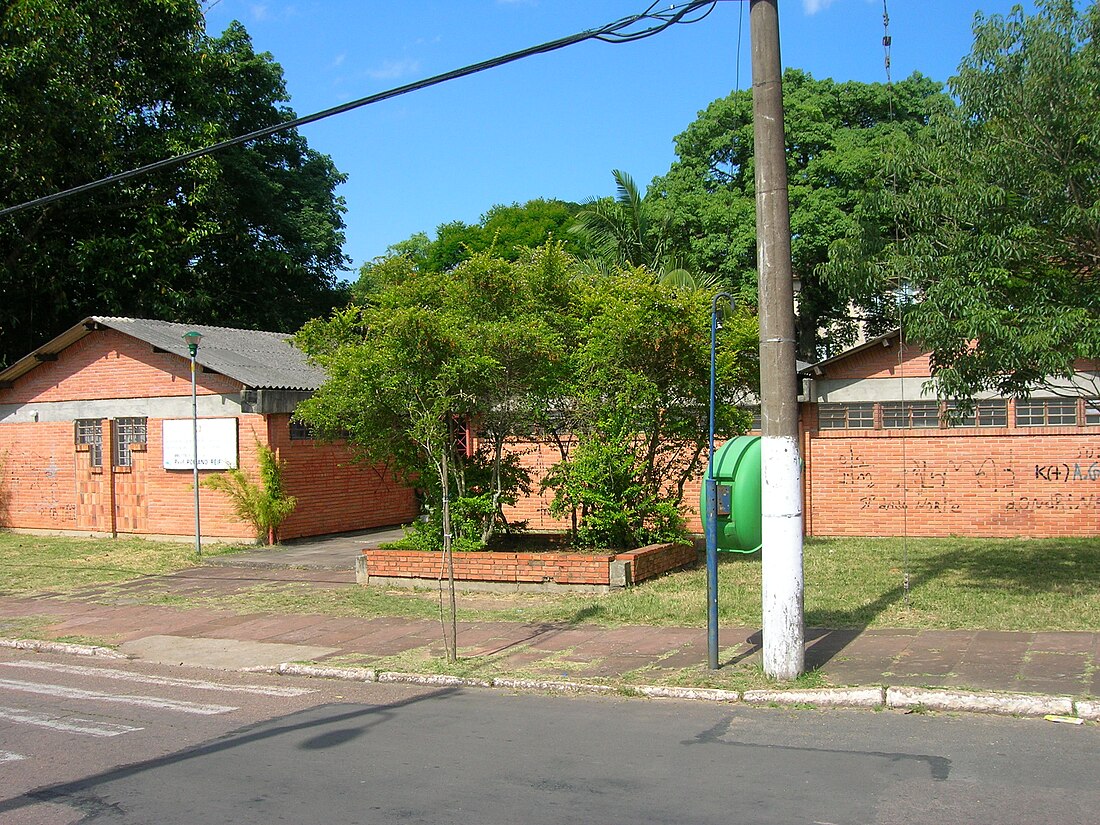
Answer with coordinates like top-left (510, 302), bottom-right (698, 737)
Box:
top-left (542, 267), bottom-right (758, 546)
top-left (0, 1), bottom-right (348, 368)
top-left (295, 246), bottom-right (574, 549)
top-left (571, 170), bottom-right (674, 271)
top-left (650, 70), bottom-right (944, 360)
top-left (358, 198), bottom-right (585, 284)
top-left (836, 0), bottom-right (1100, 405)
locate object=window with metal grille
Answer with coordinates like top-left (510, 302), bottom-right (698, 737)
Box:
top-left (1016, 399), bottom-right (1078, 426)
top-left (289, 421), bottom-right (314, 440)
top-left (114, 417), bottom-right (147, 467)
top-left (74, 419), bottom-right (102, 467)
top-left (1086, 400), bottom-right (1100, 425)
top-left (882, 401), bottom-right (940, 429)
top-left (818, 403), bottom-right (874, 429)
top-left (946, 400), bottom-right (1007, 427)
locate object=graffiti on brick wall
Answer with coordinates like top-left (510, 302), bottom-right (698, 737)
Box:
top-left (836, 445), bottom-right (1100, 514)
top-left (1033, 463), bottom-right (1100, 482)
top-left (836, 446), bottom-right (1027, 514)
top-left (1005, 493), bottom-right (1100, 511)
top-left (4, 450), bottom-right (76, 523)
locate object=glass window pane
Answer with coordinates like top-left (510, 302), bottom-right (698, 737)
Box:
top-left (289, 421), bottom-right (314, 440)
top-left (910, 402), bottom-right (940, 428)
top-left (75, 419), bottom-right (102, 467)
top-left (848, 403), bottom-right (874, 428)
top-left (818, 404), bottom-right (847, 429)
top-left (1046, 399), bottom-right (1077, 425)
top-left (1086, 399), bottom-right (1100, 425)
top-left (114, 418), bottom-right (147, 467)
top-left (1015, 400), bottom-right (1045, 426)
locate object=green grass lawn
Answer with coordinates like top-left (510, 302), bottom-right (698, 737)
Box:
top-left (2, 531), bottom-right (1098, 632)
top-left (0, 532), bottom-right (249, 595)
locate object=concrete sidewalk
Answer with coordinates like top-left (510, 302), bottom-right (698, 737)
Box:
top-left (1, 562), bottom-right (1097, 707)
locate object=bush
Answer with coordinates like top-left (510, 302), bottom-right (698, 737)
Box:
top-left (544, 428), bottom-right (690, 550)
top-left (203, 443), bottom-right (296, 544)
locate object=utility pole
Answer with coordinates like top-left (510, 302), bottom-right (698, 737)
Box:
top-left (750, 0), bottom-right (804, 680)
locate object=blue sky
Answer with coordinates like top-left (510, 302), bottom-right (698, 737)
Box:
top-left (201, 0), bottom-right (1038, 274)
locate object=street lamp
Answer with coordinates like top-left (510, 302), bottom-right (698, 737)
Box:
top-left (183, 330), bottom-right (203, 558)
top-left (706, 292), bottom-right (735, 669)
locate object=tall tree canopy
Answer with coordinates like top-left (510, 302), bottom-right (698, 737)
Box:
top-left (832, 0), bottom-right (1100, 404)
top-left (372, 198), bottom-right (586, 278)
top-left (300, 245), bottom-right (757, 551)
top-left (650, 70), bottom-right (944, 360)
top-left (0, 0), bottom-right (348, 367)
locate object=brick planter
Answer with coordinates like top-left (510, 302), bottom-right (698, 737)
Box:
top-left (357, 542), bottom-right (697, 593)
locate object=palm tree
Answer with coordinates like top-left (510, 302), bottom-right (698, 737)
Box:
top-left (571, 169), bottom-right (719, 292)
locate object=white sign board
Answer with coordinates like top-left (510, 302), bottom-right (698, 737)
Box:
top-left (163, 418), bottom-right (239, 470)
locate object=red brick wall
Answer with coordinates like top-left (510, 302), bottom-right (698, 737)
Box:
top-left (824, 338), bottom-right (932, 380)
top-left (805, 425), bottom-right (1100, 537)
top-left (502, 440), bottom-right (570, 531)
top-left (620, 542), bottom-right (698, 581)
top-left (363, 543), bottom-right (695, 586)
top-left (264, 414), bottom-right (419, 540)
top-left (502, 410), bottom-right (1100, 540)
top-left (0, 422), bottom-right (80, 530)
top-left (0, 328), bottom-right (416, 540)
top-left (5, 329), bottom-right (240, 403)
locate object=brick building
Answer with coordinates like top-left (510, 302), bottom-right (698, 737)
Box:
top-left (801, 330), bottom-right (1100, 538)
top-left (0, 317), bottom-right (418, 542)
top-left (503, 331), bottom-right (1100, 539)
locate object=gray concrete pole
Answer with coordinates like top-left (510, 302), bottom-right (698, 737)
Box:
top-left (750, 0), bottom-right (804, 680)
top-left (191, 351), bottom-right (202, 558)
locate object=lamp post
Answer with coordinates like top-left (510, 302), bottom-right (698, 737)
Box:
top-left (706, 292), bottom-right (735, 669)
top-left (183, 330), bottom-right (203, 558)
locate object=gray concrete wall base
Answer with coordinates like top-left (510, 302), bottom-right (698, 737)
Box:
top-left (609, 559), bottom-right (632, 588)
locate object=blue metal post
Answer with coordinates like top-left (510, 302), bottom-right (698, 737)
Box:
top-left (707, 292), bottom-right (734, 670)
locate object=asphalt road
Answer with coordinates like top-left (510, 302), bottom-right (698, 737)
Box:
top-left (1, 650), bottom-right (1097, 824)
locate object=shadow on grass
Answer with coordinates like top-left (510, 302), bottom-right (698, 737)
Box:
top-left (801, 537), bottom-right (1100, 670)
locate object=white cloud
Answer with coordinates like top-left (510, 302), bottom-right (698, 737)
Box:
top-left (247, 2), bottom-right (299, 23)
top-left (367, 58), bottom-right (421, 81)
top-left (803, 0), bottom-right (840, 14)
top-left (330, 52), bottom-right (346, 70)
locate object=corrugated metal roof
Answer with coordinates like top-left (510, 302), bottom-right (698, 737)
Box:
top-left (0, 317), bottom-right (325, 391)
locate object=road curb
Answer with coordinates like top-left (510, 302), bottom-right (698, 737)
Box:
top-left (2, 636), bottom-right (1093, 722)
top-left (493, 677), bottom-right (616, 696)
top-left (1073, 699), bottom-right (1099, 721)
top-left (0, 637), bottom-right (127, 659)
top-left (377, 671), bottom-right (493, 689)
top-left (632, 685), bottom-right (741, 702)
top-left (744, 687), bottom-right (885, 708)
top-left (277, 663), bottom-right (377, 682)
top-left (886, 686), bottom-right (1074, 717)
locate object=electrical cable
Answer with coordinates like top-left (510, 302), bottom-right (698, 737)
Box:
top-left (0, 0), bottom-right (730, 219)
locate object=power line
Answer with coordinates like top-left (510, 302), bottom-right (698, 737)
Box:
top-left (0, 1), bottom-right (729, 219)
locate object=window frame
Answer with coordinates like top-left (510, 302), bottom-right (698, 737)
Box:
top-left (113, 417), bottom-right (147, 468)
top-left (74, 419), bottom-right (103, 467)
top-left (818, 402), bottom-right (874, 430)
top-left (1015, 398), bottom-right (1077, 427)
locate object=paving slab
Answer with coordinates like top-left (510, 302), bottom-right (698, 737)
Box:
top-left (119, 635), bottom-right (339, 669)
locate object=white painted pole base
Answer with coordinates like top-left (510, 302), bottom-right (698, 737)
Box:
top-left (761, 434), bottom-right (805, 680)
